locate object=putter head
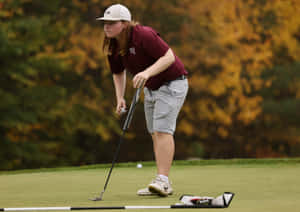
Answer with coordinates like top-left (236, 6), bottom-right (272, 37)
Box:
top-left (89, 191), bottom-right (104, 201)
top-left (90, 196), bottom-right (102, 201)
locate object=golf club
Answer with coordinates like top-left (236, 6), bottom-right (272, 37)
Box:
top-left (90, 87), bottom-right (142, 201)
top-left (1, 192), bottom-right (234, 211)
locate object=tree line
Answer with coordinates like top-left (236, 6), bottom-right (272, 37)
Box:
top-left (0, 0), bottom-right (299, 170)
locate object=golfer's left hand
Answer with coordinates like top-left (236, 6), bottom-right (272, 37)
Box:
top-left (133, 71), bottom-right (149, 88)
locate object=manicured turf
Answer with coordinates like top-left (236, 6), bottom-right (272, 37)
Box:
top-left (0, 159), bottom-right (299, 211)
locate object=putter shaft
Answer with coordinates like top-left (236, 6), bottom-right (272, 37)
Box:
top-left (91, 87), bottom-right (142, 201)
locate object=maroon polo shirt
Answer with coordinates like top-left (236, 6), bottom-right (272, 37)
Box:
top-left (108, 25), bottom-right (188, 90)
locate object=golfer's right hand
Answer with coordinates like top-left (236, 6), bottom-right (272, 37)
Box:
top-left (116, 98), bottom-right (127, 115)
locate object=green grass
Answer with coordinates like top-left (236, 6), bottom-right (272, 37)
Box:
top-left (0, 159), bottom-right (300, 212)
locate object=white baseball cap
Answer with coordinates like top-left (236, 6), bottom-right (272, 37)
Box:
top-left (96, 4), bottom-right (131, 21)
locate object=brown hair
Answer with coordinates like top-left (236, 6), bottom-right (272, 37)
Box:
top-left (102, 21), bottom-right (139, 56)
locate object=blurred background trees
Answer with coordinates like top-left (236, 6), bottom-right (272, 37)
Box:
top-left (0, 0), bottom-right (299, 170)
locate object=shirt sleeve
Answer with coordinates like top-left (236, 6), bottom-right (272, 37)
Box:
top-left (108, 54), bottom-right (124, 74)
top-left (140, 27), bottom-right (170, 60)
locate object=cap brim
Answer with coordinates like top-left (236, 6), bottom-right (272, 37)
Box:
top-left (96, 17), bottom-right (121, 21)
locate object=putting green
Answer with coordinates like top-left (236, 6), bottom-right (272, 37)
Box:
top-left (0, 159), bottom-right (299, 212)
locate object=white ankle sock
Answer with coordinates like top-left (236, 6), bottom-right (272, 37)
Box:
top-left (158, 174), bottom-right (169, 183)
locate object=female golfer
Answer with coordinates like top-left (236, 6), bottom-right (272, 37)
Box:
top-left (97, 4), bottom-right (188, 197)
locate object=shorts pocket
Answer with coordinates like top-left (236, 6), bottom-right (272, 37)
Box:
top-left (167, 79), bottom-right (188, 98)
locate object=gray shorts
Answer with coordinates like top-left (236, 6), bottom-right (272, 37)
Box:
top-left (144, 78), bottom-right (188, 135)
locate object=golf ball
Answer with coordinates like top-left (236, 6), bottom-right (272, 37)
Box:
top-left (137, 163), bottom-right (143, 168)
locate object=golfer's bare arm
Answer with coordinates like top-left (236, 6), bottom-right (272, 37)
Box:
top-left (144, 49), bottom-right (175, 77)
top-left (113, 70), bottom-right (126, 102)
top-left (132, 49), bottom-right (175, 88)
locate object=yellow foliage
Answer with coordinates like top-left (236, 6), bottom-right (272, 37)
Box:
top-left (217, 126), bottom-right (229, 138)
top-left (208, 78), bottom-right (226, 97)
top-left (237, 96), bottom-right (262, 125)
top-left (96, 124), bottom-right (111, 142)
top-left (177, 119), bottom-right (195, 136)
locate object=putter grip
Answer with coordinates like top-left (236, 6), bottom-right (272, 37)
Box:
top-left (122, 87), bottom-right (142, 131)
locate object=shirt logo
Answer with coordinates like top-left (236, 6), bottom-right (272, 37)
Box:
top-left (129, 47), bottom-right (136, 55)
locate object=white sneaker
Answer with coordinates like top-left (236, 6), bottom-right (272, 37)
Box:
top-left (148, 176), bottom-right (173, 197)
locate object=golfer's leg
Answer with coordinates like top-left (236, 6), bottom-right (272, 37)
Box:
top-left (151, 81), bottom-right (188, 177)
top-left (152, 132), bottom-right (174, 176)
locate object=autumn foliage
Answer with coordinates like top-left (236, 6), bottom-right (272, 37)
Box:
top-left (1, 0), bottom-right (300, 170)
